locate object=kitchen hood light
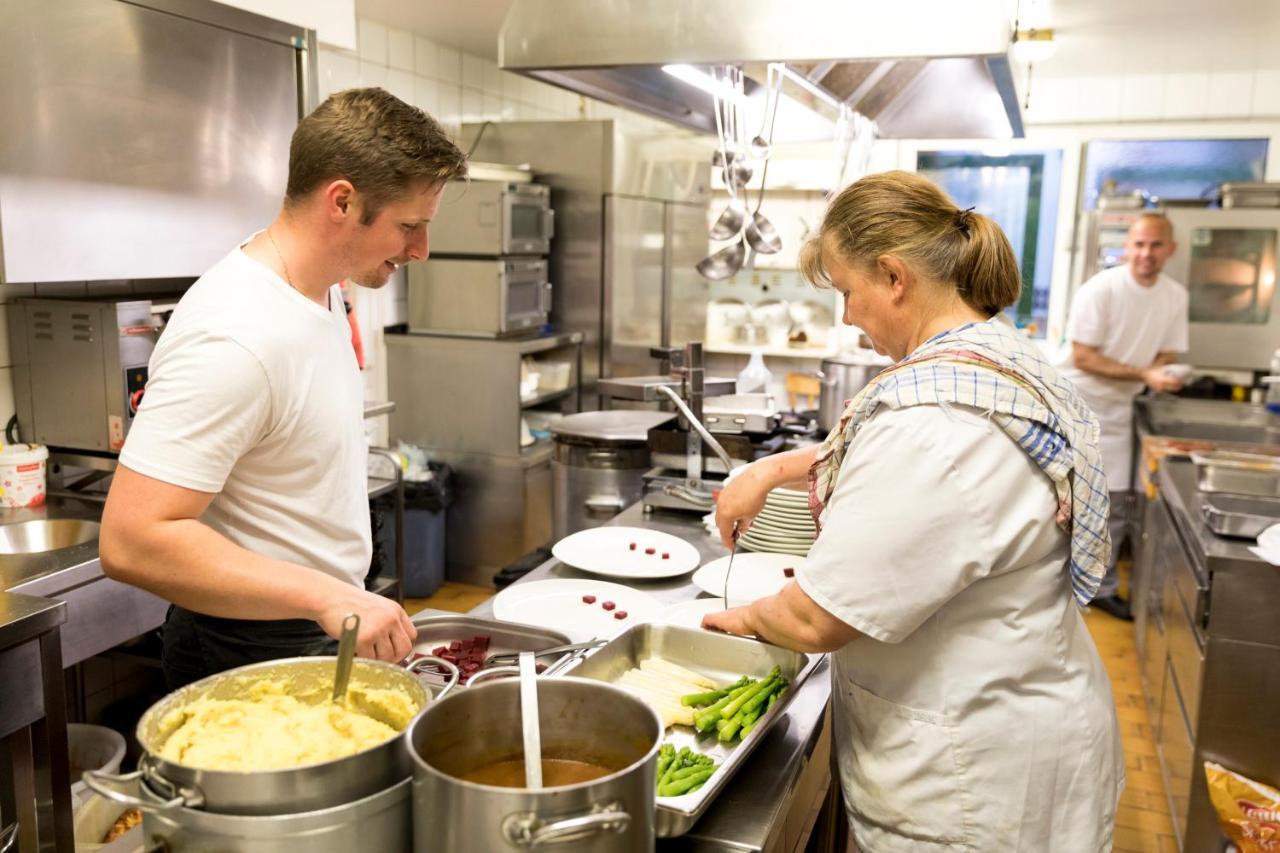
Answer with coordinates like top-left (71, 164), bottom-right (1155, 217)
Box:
top-left (662, 64), bottom-right (740, 102)
top-left (1011, 28), bottom-right (1057, 63)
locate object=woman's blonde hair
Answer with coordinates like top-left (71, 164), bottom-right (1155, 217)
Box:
top-left (798, 170), bottom-right (1021, 316)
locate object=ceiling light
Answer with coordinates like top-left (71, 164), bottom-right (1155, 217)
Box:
top-left (1011, 28), bottom-right (1057, 63)
top-left (661, 64), bottom-right (739, 102)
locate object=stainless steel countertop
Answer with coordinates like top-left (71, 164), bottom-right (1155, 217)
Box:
top-left (1158, 459), bottom-right (1272, 571)
top-left (469, 502), bottom-right (833, 852)
top-left (1136, 396), bottom-right (1280, 448)
top-left (0, 590), bottom-right (66, 650)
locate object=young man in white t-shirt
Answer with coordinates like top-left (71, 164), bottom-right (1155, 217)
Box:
top-left (1058, 213), bottom-right (1189, 620)
top-left (99, 89), bottom-right (468, 688)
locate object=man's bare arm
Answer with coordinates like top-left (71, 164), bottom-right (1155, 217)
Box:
top-left (1071, 342), bottom-right (1182, 392)
top-left (100, 465), bottom-right (416, 661)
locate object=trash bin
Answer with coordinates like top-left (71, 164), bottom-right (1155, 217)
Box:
top-left (67, 724), bottom-right (126, 809)
top-left (372, 462), bottom-right (454, 598)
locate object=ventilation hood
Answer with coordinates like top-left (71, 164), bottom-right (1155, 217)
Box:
top-left (499, 0), bottom-right (1024, 140)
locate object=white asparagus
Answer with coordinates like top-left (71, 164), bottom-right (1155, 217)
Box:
top-left (641, 658), bottom-right (717, 690)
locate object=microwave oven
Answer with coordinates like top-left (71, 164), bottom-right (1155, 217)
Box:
top-left (407, 258), bottom-right (551, 337)
top-left (429, 181), bottom-right (554, 256)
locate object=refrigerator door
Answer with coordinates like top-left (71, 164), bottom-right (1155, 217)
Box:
top-left (605, 195), bottom-right (667, 379)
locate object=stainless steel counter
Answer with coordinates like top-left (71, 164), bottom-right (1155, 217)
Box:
top-left (1135, 396), bottom-right (1280, 449)
top-left (0, 496), bottom-right (168, 667)
top-left (468, 502), bottom-right (834, 852)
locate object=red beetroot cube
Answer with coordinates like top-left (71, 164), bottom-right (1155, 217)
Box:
top-left (662, 552), bottom-right (670, 559)
top-left (475, 635), bottom-right (490, 650)
top-left (449, 640), bottom-right (462, 652)
top-left (441, 653), bottom-right (458, 664)
top-left (601, 601), bottom-right (616, 611)
top-left (644, 547), bottom-right (656, 555)
top-left (614, 611), bottom-right (628, 619)
top-left (582, 594), bottom-right (597, 604)
top-left (628, 542), bottom-right (637, 551)
top-left (432, 646), bottom-right (448, 656)
top-left (783, 567), bottom-right (795, 578)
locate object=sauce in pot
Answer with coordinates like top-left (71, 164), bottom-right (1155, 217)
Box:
top-left (460, 757), bottom-right (614, 788)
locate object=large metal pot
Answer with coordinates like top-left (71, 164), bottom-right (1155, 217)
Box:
top-left (407, 675), bottom-right (662, 852)
top-left (817, 351), bottom-right (891, 432)
top-left (138, 776), bottom-right (411, 852)
top-left (85, 656), bottom-right (457, 816)
top-left (551, 411), bottom-right (673, 539)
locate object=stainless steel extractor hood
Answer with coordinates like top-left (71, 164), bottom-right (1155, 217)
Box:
top-left (499, 0), bottom-right (1024, 139)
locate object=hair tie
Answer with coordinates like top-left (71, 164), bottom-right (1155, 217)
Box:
top-left (954, 206), bottom-right (975, 239)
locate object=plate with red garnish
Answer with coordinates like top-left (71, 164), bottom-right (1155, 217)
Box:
top-left (491, 578), bottom-right (662, 642)
top-left (551, 526), bottom-right (701, 580)
top-left (691, 552), bottom-right (807, 608)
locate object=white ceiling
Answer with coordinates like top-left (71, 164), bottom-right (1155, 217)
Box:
top-left (355, 0), bottom-right (1280, 73)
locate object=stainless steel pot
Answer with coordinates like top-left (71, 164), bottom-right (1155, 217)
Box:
top-left (408, 675), bottom-right (662, 852)
top-left (138, 777), bottom-right (412, 852)
top-left (85, 656), bottom-right (457, 816)
top-left (551, 411), bottom-right (673, 539)
top-left (816, 352), bottom-right (890, 432)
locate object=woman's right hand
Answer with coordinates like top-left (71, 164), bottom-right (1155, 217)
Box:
top-left (714, 464), bottom-right (770, 548)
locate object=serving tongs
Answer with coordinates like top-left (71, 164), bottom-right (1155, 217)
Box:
top-left (483, 638), bottom-right (606, 668)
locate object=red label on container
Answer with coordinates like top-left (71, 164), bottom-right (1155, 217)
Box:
top-left (16, 463), bottom-right (41, 472)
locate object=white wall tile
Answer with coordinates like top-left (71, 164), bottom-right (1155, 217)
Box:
top-left (414, 36), bottom-right (437, 78)
top-left (1208, 71), bottom-right (1255, 118)
top-left (482, 59), bottom-right (502, 97)
top-left (483, 93), bottom-right (502, 121)
top-left (1253, 70), bottom-right (1280, 115)
top-left (437, 84), bottom-right (461, 128)
top-left (357, 19), bottom-right (387, 66)
top-left (387, 28), bottom-right (414, 71)
top-left (1119, 73), bottom-right (1164, 121)
top-left (437, 46), bottom-right (461, 85)
top-left (0, 368), bottom-right (14, 426)
top-left (359, 60), bottom-right (388, 89)
top-left (386, 69), bottom-right (415, 104)
top-left (461, 87), bottom-right (484, 124)
top-left (1074, 76), bottom-right (1121, 123)
top-left (461, 53), bottom-right (485, 90)
top-left (414, 76), bottom-right (439, 114)
top-left (327, 50), bottom-right (360, 95)
top-left (1161, 72), bottom-right (1209, 120)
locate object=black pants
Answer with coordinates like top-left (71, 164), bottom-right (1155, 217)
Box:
top-left (161, 605), bottom-right (338, 691)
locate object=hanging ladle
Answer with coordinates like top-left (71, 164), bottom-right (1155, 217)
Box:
top-left (707, 77), bottom-right (746, 241)
top-left (743, 69), bottom-right (783, 256)
top-left (696, 236), bottom-right (746, 280)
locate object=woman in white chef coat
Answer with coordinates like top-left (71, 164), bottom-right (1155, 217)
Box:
top-left (705, 171), bottom-right (1124, 852)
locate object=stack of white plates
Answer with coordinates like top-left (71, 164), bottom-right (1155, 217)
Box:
top-left (739, 486), bottom-right (816, 556)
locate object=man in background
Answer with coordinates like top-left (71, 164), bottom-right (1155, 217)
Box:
top-left (1059, 212), bottom-right (1188, 620)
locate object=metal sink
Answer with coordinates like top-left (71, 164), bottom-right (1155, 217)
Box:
top-left (0, 519), bottom-right (100, 555)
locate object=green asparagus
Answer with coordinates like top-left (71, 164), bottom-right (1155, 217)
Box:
top-left (680, 676), bottom-right (750, 707)
top-left (653, 742), bottom-right (718, 797)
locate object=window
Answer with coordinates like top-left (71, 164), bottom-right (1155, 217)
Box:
top-left (917, 149), bottom-right (1063, 338)
top-left (1081, 138), bottom-right (1268, 210)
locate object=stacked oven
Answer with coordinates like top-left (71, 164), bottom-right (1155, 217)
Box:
top-left (408, 174), bottom-right (554, 337)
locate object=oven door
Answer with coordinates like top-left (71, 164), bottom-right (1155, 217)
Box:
top-left (501, 259), bottom-right (551, 333)
top-left (504, 184), bottom-right (554, 255)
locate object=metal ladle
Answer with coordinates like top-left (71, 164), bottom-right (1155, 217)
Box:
top-left (696, 237), bottom-right (746, 281)
top-left (518, 651), bottom-right (543, 789)
top-left (743, 69), bottom-right (783, 256)
top-left (706, 78), bottom-right (746, 241)
top-left (332, 613), bottom-right (359, 705)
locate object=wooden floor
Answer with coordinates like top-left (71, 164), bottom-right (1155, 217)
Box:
top-left (406, 577), bottom-right (1176, 851)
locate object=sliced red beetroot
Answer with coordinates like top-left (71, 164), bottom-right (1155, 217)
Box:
top-left (449, 640), bottom-right (462, 651)
top-left (662, 553), bottom-right (670, 559)
top-left (644, 547), bottom-right (656, 555)
top-left (614, 611), bottom-right (628, 619)
top-left (474, 635), bottom-right (490, 650)
top-left (582, 594), bottom-right (597, 604)
top-left (628, 542), bottom-right (637, 550)
top-left (783, 567), bottom-right (795, 577)
top-left (601, 601), bottom-right (616, 611)
top-left (432, 645), bottom-right (448, 656)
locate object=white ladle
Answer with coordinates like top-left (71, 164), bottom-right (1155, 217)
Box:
top-left (519, 651), bottom-right (543, 789)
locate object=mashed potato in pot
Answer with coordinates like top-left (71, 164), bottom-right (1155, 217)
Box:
top-left (156, 679), bottom-right (419, 771)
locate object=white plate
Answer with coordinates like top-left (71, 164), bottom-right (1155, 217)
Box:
top-left (691, 553), bottom-right (806, 607)
top-left (750, 514), bottom-right (815, 535)
top-left (659, 597), bottom-right (728, 631)
top-left (492, 578), bottom-right (662, 642)
top-left (739, 536), bottom-right (811, 557)
top-left (741, 526), bottom-right (814, 546)
top-left (551, 526), bottom-right (701, 580)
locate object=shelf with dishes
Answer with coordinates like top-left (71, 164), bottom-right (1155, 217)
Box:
top-left (704, 291), bottom-right (842, 359)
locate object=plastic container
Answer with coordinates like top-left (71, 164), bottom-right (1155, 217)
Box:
top-left (0, 442), bottom-right (49, 508)
top-left (736, 349), bottom-right (773, 394)
top-left (68, 724), bottom-right (127, 809)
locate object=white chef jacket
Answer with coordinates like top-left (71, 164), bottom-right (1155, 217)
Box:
top-left (1057, 267), bottom-right (1189, 491)
top-left (798, 403), bottom-right (1124, 852)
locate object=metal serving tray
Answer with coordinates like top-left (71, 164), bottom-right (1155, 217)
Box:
top-left (563, 622), bottom-right (821, 837)
top-left (1191, 450), bottom-right (1280, 497)
top-left (409, 614), bottom-right (573, 689)
top-left (1201, 493), bottom-right (1280, 539)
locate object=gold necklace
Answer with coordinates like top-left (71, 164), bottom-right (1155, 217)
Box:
top-left (265, 227), bottom-right (295, 290)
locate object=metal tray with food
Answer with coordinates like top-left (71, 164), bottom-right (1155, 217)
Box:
top-left (1201, 493), bottom-right (1280, 539)
top-left (562, 622), bottom-right (821, 837)
top-left (408, 614), bottom-right (574, 688)
top-left (1191, 450), bottom-right (1280, 497)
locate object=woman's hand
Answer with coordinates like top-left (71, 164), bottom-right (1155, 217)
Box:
top-left (714, 465), bottom-right (770, 549)
top-left (701, 604), bottom-right (755, 637)
top-left (701, 582), bottom-right (861, 653)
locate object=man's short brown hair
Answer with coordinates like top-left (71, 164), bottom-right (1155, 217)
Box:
top-left (286, 88), bottom-right (468, 223)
